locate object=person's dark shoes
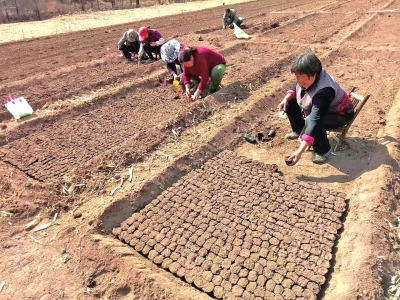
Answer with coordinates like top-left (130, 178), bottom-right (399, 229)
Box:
top-left (312, 148), bottom-right (331, 164)
top-left (285, 132), bottom-right (300, 140)
top-left (144, 58), bottom-right (156, 64)
top-left (125, 58), bottom-right (134, 64)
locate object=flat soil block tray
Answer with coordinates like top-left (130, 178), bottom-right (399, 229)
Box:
top-left (113, 150), bottom-right (347, 300)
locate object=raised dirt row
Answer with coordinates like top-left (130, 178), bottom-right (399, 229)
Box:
top-left (0, 0), bottom-right (304, 86)
top-left (0, 0), bottom-right (374, 122)
top-left (0, 0), bottom-right (399, 299)
top-left (0, 41), bottom-right (298, 181)
top-left (0, 3), bottom-right (301, 123)
top-left (0, 0), bottom-right (384, 182)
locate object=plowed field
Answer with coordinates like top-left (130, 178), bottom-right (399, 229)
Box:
top-left (1, 0), bottom-right (400, 299)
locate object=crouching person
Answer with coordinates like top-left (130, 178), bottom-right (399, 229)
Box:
top-left (223, 8), bottom-right (244, 29)
top-left (117, 29), bottom-right (140, 63)
top-left (160, 39), bottom-right (188, 83)
top-left (138, 27), bottom-right (164, 64)
top-left (279, 53), bottom-right (355, 165)
top-left (178, 46), bottom-right (226, 101)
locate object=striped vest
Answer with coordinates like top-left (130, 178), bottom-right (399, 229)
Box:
top-left (296, 70), bottom-right (346, 116)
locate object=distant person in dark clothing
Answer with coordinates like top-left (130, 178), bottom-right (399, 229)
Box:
top-left (138, 27), bottom-right (164, 63)
top-left (223, 8), bottom-right (244, 29)
top-left (117, 29), bottom-right (140, 63)
top-left (279, 53), bottom-right (354, 164)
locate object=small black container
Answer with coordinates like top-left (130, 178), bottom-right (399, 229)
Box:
top-left (285, 155), bottom-right (294, 166)
top-left (268, 130), bottom-right (276, 138)
top-left (257, 133), bottom-right (264, 141)
top-left (244, 134), bottom-right (257, 144)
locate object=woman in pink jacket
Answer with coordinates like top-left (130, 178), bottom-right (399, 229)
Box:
top-left (178, 46), bottom-right (226, 101)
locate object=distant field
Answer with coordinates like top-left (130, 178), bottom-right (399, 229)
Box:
top-left (0, 0), bottom-right (251, 43)
top-left (1, 0), bottom-right (234, 23)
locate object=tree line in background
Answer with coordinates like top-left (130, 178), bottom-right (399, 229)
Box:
top-left (0, 0), bottom-right (187, 23)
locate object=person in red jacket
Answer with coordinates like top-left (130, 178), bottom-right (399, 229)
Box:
top-left (178, 46), bottom-right (226, 101)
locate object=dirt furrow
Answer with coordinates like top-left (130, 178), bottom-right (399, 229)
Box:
top-left (0, 0), bottom-right (399, 299)
top-left (0, 41), bottom-right (299, 182)
top-left (0, 0), bottom-right (307, 85)
top-left (0, 2), bottom-right (303, 122)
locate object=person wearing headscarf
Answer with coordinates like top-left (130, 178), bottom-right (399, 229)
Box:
top-left (160, 39), bottom-right (188, 83)
top-left (117, 29), bottom-right (140, 63)
top-left (178, 46), bottom-right (226, 101)
top-left (137, 27), bottom-right (164, 64)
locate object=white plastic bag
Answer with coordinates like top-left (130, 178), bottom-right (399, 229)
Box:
top-left (5, 96), bottom-right (34, 119)
top-left (233, 23), bottom-right (252, 40)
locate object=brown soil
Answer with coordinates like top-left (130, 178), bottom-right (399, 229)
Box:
top-left (1, 0), bottom-right (400, 299)
top-left (114, 150), bottom-right (346, 299)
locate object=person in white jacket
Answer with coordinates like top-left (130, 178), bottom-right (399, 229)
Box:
top-left (117, 29), bottom-right (140, 63)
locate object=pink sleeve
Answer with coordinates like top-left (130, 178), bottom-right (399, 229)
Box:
top-left (301, 134), bottom-right (314, 145)
top-left (287, 90), bottom-right (295, 97)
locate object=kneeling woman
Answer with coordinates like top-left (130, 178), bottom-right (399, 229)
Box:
top-left (178, 46), bottom-right (226, 101)
top-left (279, 53), bottom-right (354, 164)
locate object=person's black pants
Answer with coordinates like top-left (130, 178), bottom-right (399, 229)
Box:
top-left (143, 44), bottom-right (161, 60)
top-left (285, 99), bottom-right (353, 154)
top-left (166, 61), bottom-right (183, 75)
top-left (121, 42), bottom-right (140, 60)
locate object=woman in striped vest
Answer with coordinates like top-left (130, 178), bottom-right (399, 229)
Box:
top-left (278, 53), bottom-right (354, 164)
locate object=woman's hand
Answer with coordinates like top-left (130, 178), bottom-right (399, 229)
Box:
top-left (191, 89), bottom-right (201, 101)
top-left (287, 150), bottom-right (302, 166)
top-left (287, 140), bottom-right (310, 166)
top-left (278, 98), bottom-right (288, 112)
top-left (185, 84), bottom-right (191, 101)
top-left (278, 93), bottom-right (294, 112)
top-left (173, 73), bottom-right (181, 81)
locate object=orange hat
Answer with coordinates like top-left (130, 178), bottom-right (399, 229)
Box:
top-left (139, 27), bottom-right (148, 42)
